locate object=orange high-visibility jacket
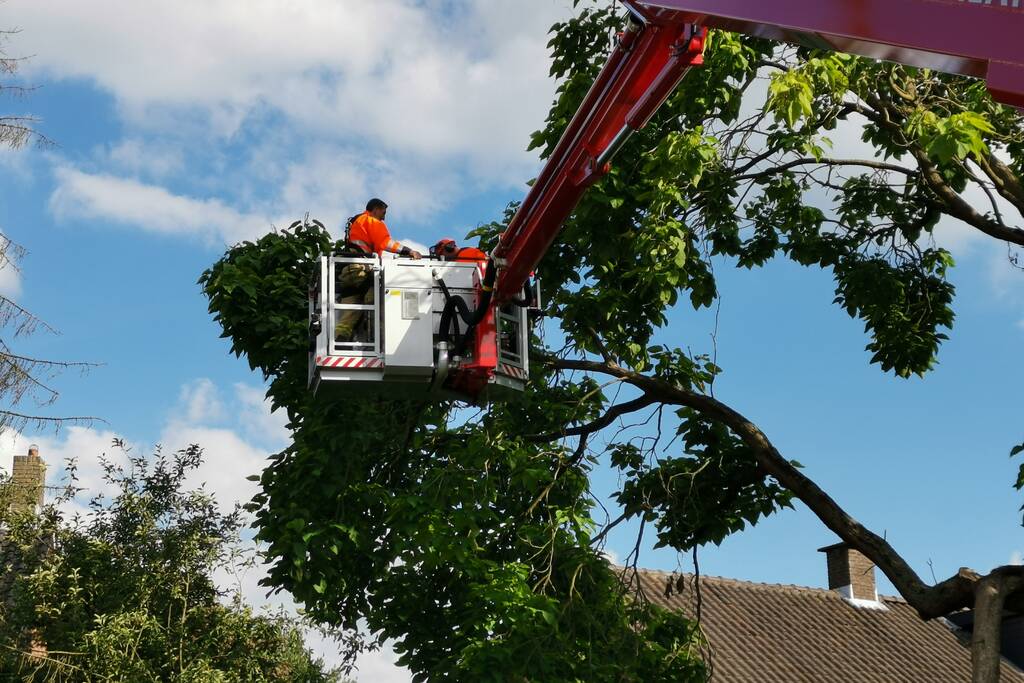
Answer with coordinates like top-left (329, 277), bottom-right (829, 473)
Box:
top-left (348, 212), bottom-right (404, 256)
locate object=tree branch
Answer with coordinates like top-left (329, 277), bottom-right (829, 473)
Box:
top-left (972, 567), bottom-right (1024, 683)
top-left (542, 354), bottom-right (990, 620)
top-left (526, 395), bottom-right (656, 442)
top-left (911, 147), bottom-right (1024, 246)
top-left (732, 157), bottom-right (917, 184)
top-left (853, 95), bottom-right (1024, 247)
top-left (975, 152), bottom-right (1024, 218)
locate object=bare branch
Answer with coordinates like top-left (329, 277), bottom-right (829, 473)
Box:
top-left (732, 156), bottom-right (917, 184)
top-left (0, 410), bottom-right (103, 433)
top-left (526, 395), bottom-right (656, 442)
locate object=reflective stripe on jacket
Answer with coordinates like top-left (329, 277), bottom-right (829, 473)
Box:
top-left (348, 212), bottom-right (402, 256)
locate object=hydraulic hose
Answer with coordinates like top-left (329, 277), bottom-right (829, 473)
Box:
top-left (436, 259), bottom-right (497, 356)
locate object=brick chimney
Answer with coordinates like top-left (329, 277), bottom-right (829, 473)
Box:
top-left (9, 444), bottom-right (45, 514)
top-left (818, 542), bottom-right (878, 602)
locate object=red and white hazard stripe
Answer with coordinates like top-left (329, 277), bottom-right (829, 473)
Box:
top-left (497, 363), bottom-right (528, 381)
top-left (316, 355), bottom-right (384, 369)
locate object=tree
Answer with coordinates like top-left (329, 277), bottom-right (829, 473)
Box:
top-left (0, 29), bottom-right (48, 151)
top-left (0, 441), bottom-right (341, 681)
top-left (0, 233), bottom-right (99, 433)
top-left (201, 3), bottom-right (1024, 681)
top-left (0, 29), bottom-right (93, 434)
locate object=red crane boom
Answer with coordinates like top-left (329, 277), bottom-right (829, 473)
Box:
top-left (491, 0), bottom-right (1024, 304)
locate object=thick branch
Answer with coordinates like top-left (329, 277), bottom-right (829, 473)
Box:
top-left (543, 355), bottom-right (982, 619)
top-left (976, 152), bottom-right (1024, 218)
top-left (972, 568), bottom-right (1024, 683)
top-left (852, 95), bottom-right (1024, 247)
top-left (911, 147), bottom-right (1024, 247)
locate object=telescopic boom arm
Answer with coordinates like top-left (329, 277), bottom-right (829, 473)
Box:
top-left (491, 0), bottom-right (1024, 304)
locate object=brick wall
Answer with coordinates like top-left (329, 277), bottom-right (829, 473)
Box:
top-left (8, 445), bottom-right (45, 515)
top-left (820, 543), bottom-right (877, 601)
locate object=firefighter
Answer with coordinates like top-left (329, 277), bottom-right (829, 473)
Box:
top-left (335, 199), bottom-right (423, 343)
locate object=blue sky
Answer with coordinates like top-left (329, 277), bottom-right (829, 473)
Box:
top-left (1, 1), bottom-right (1023, 680)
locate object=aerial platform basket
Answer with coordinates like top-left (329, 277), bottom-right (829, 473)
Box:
top-left (308, 254), bottom-right (532, 402)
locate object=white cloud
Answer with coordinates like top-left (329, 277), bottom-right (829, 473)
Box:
top-left (393, 238), bottom-right (430, 256)
top-left (348, 644), bottom-right (412, 683)
top-left (10, 1), bottom-right (579, 244)
top-left (273, 147), bottom-right (459, 229)
top-left (48, 165), bottom-right (270, 244)
top-left (10, 1), bottom-right (570, 180)
top-left (47, 148), bottom-right (467, 244)
top-left (160, 379), bottom-right (288, 509)
top-left (985, 245), bottom-right (1024, 301)
top-left (177, 378), bottom-right (226, 425)
top-left (0, 263), bottom-right (22, 299)
top-left (233, 383), bottom-right (290, 451)
top-left (0, 147), bottom-right (34, 182)
top-left (163, 423), bottom-right (267, 511)
top-left (107, 138), bottom-right (185, 178)
top-left (1012, 550), bottom-right (1023, 565)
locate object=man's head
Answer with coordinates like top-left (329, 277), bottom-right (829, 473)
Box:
top-left (366, 198), bottom-right (388, 220)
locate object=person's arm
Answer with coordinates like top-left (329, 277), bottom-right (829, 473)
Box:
top-left (374, 219), bottom-right (422, 259)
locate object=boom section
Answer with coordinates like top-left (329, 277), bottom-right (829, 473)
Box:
top-left (640, 0), bottom-right (1024, 109)
top-left (492, 14), bottom-right (707, 303)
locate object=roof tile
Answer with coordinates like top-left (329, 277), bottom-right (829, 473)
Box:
top-left (633, 568), bottom-right (1024, 682)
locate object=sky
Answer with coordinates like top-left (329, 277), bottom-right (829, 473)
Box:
top-left (0, 1), bottom-right (1022, 681)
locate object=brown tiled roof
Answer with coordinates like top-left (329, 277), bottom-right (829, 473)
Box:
top-left (634, 569), bottom-right (1024, 683)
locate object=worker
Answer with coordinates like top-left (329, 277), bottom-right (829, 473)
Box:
top-left (335, 198), bottom-right (423, 343)
top-left (430, 238), bottom-right (488, 263)
top-left (347, 198), bottom-right (423, 259)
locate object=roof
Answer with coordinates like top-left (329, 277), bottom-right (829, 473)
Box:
top-left (633, 568), bottom-right (1024, 683)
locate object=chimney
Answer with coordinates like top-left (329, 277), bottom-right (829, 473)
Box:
top-left (9, 444), bottom-right (45, 514)
top-left (818, 542), bottom-right (878, 603)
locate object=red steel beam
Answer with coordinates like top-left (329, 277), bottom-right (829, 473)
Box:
top-left (493, 17), bottom-right (706, 303)
top-left (645, 0), bottom-right (1024, 108)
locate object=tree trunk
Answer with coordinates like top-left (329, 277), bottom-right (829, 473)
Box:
top-left (973, 573), bottom-right (1022, 683)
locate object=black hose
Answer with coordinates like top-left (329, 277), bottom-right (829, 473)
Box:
top-left (436, 260), bottom-right (497, 355)
top-left (438, 281), bottom-right (475, 354)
